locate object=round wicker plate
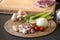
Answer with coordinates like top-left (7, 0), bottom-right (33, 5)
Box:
top-left (4, 19), bottom-right (56, 38)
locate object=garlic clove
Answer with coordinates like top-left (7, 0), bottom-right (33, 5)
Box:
top-left (23, 15), bottom-right (27, 17)
top-left (18, 10), bottom-right (21, 15)
top-left (12, 25), bottom-right (19, 32)
top-left (19, 24), bottom-right (23, 27)
top-left (17, 15), bottom-right (21, 19)
top-left (19, 27), bottom-right (23, 33)
top-left (11, 13), bottom-right (17, 21)
top-left (22, 29), bottom-right (27, 34)
top-left (19, 24), bottom-right (24, 32)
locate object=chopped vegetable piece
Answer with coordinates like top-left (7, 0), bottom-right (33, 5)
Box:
top-left (46, 16), bottom-right (53, 20)
top-left (30, 12), bottom-right (47, 20)
top-left (39, 27), bottom-right (45, 31)
top-left (12, 25), bottom-right (19, 32)
top-left (25, 15), bottom-right (30, 23)
top-left (30, 28), bottom-right (35, 33)
top-left (40, 12), bottom-right (51, 18)
top-left (25, 14), bottom-right (35, 23)
top-left (22, 29), bottom-right (27, 34)
top-left (11, 13), bottom-right (17, 21)
top-left (32, 24), bottom-right (39, 31)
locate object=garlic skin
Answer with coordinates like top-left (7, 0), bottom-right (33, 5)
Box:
top-left (17, 15), bottom-right (21, 19)
top-left (22, 29), bottom-right (27, 34)
top-left (19, 27), bottom-right (24, 33)
top-left (11, 13), bottom-right (17, 21)
top-left (18, 10), bottom-right (21, 15)
top-left (17, 10), bottom-right (22, 18)
top-left (19, 27), bottom-right (27, 34)
top-left (22, 12), bottom-right (27, 17)
top-left (19, 24), bottom-right (24, 32)
top-left (12, 25), bottom-right (18, 32)
top-left (30, 29), bottom-right (35, 33)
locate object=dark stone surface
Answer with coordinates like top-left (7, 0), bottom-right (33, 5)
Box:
top-left (0, 3), bottom-right (60, 40)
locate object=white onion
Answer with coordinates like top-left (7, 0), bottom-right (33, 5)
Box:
top-left (36, 18), bottom-right (48, 27)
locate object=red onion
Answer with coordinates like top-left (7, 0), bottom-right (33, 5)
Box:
top-left (35, 0), bottom-right (55, 8)
top-left (30, 29), bottom-right (35, 33)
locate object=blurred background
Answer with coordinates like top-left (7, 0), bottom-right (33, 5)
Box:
top-left (56, 0), bottom-right (60, 3)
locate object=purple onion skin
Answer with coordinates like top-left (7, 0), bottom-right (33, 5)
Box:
top-left (35, 0), bottom-right (55, 8)
top-left (24, 25), bottom-right (30, 29)
top-left (24, 26), bottom-right (35, 33)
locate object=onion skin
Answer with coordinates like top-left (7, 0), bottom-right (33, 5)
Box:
top-left (35, 0), bottom-right (55, 8)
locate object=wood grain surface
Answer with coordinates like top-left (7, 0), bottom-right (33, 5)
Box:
top-left (0, 0), bottom-right (56, 14)
top-left (4, 20), bottom-right (56, 38)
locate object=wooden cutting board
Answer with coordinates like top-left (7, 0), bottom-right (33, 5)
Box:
top-left (4, 20), bottom-right (56, 38)
top-left (0, 0), bottom-right (56, 14)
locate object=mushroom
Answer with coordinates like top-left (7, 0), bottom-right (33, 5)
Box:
top-left (17, 10), bottom-right (27, 21)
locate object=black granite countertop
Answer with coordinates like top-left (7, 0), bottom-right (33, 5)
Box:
top-left (0, 3), bottom-right (60, 40)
